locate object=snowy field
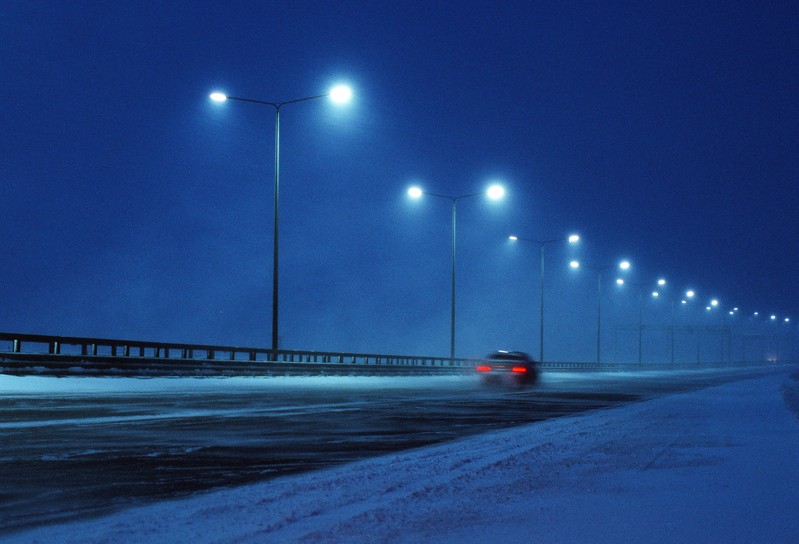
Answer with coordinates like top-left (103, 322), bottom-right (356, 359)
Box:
top-left (6, 368), bottom-right (799, 543)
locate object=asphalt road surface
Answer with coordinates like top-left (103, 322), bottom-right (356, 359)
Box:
top-left (0, 367), bottom-right (778, 534)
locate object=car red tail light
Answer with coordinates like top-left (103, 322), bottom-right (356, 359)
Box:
top-left (476, 365), bottom-right (492, 372)
top-left (511, 367), bottom-right (528, 373)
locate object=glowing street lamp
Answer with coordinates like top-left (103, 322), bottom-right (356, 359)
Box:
top-left (407, 183), bottom-right (506, 358)
top-left (209, 85), bottom-right (352, 351)
top-left (508, 232), bottom-right (580, 362)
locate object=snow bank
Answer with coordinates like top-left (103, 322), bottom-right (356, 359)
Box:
top-left (8, 372), bottom-right (799, 543)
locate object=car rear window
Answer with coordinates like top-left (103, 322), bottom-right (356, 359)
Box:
top-left (487, 353), bottom-right (527, 362)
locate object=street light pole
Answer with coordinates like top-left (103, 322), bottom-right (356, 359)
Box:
top-left (450, 199), bottom-right (457, 359)
top-left (508, 234), bottom-right (579, 362)
top-left (408, 184), bottom-right (505, 359)
top-left (210, 86), bottom-right (352, 351)
top-left (570, 260), bottom-right (630, 365)
top-left (652, 283), bottom-right (696, 365)
top-left (540, 243), bottom-right (545, 362)
top-left (637, 285), bottom-right (643, 364)
top-left (597, 270), bottom-right (603, 365)
top-left (618, 280), bottom-right (643, 364)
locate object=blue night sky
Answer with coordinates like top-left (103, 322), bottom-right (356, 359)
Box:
top-left (2, 1), bottom-right (797, 360)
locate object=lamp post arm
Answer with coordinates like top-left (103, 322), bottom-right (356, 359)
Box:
top-left (224, 96), bottom-right (279, 108)
top-left (225, 93), bottom-right (329, 109)
top-left (277, 94), bottom-right (330, 107)
top-left (423, 192), bottom-right (486, 202)
top-left (512, 236), bottom-right (569, 245)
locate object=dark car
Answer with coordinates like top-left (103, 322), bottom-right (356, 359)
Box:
top-left (476, 350), bottom-right (539, 386)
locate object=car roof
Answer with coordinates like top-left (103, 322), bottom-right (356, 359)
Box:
top-left (485, 351), bottom-right (533, 361)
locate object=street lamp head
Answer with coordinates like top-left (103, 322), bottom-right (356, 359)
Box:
top-left (771, 314), bottom-right (777, 321)
top-left (508, 235), bottom-right (518, 241)
top-left (209, 92), bottom-right (228, 102)
top-left (407, 186), bottom-right (423, 199)
top-left (652, 291), bottom-right (660, 298)
top-left (569, 260), bottom-right (580, 269)
top-left (686, 290), bottom-right (695, 298)
top-left (619, 260), bottom-right (631, 270)
top-left (616, 278), bottom-right (625, 285)
top-left (486, 184), bottom-right (505, 200)
top-left (657, 278), bottom-right (666, 286)
top-left (568, 234), bottom-right (580, 243)
top-left (329, 85), bottom-right (352, 104)
top-left (711, 299), bottom-right (719, 307)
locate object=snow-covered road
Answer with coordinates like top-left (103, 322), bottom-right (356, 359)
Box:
top-left (6, 369), bottom-right (798, 543)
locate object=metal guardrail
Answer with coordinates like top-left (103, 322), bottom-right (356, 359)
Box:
top-left (0, 332), bottom-right (475, 371)
top-left (0, 332), bottom-right (782, 377)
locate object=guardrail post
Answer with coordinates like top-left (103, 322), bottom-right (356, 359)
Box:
top-left (49, 341), bottom-right (60, 355)
top-left (13, 339), bottom-right (21, 353)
